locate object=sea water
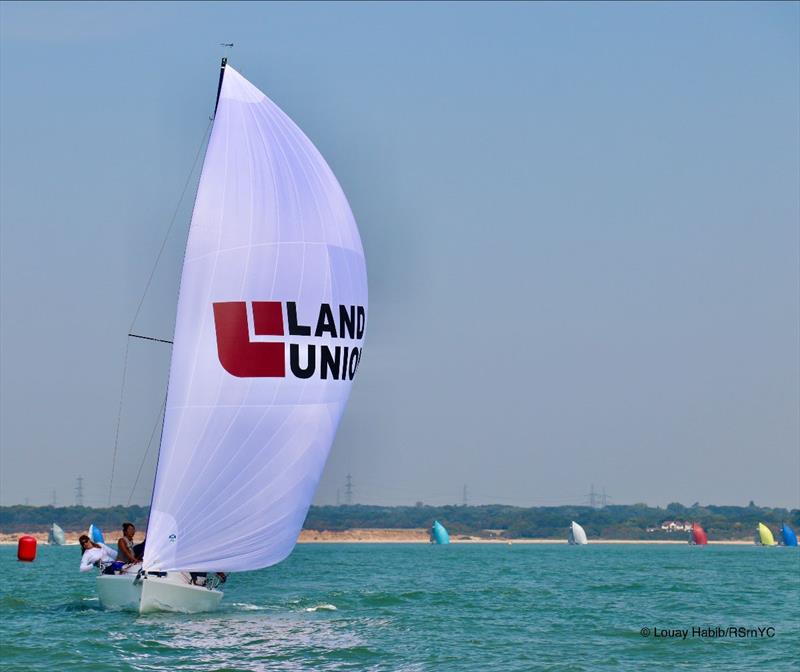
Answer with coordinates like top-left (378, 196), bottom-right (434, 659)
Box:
top-left (1, 543), bottom-right (797, 671)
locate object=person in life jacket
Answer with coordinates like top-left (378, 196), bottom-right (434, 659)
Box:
top-left (117, 522), bottom-right (141, 564)
top-left (78, 534), bottom-right (118, 573)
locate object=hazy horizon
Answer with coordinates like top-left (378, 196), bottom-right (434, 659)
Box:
top-left (1, 498), bottom-right (797, 511)
top-left (1, 2), bottom-right (798, 510)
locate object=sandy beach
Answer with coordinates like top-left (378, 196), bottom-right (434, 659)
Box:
top-left (296, 530), bottom-right (753, 545)
top-left (0, 529), bottom-right (755, 545)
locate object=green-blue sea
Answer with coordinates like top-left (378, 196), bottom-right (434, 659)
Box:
top-left (1, 543), bottom-right (798, 671)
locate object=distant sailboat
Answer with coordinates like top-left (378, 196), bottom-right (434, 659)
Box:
top-left (779, 523), bottom-right (798, 547)
top-left (48, 523), bottom-right (66, 546)
top-left (95, 59), bottom-right (367, 614)
top-left (431, 521), bottom-right (450, 544)
top-left (689, 522), bottom-right (707, 545)
top-left (568, 521), bottom-right (588, 545)
top-left (755, 523), bottom-right (777, 546)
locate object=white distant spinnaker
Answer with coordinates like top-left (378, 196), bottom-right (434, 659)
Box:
top-left (49, 523), bottom-right (66, 546)
top-left (568, 521), bottom-right (588, 545)
top-left (142, 63), bottom-right (367, 574)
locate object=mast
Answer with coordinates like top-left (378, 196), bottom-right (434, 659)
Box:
top-left (141, 57), bottom-right (228, 549)
top-left (214, 57), bottom-right (227, 118)
top-left (110, 57), bottom-right (224, 506)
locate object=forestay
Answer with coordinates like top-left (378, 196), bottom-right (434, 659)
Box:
top-left (144, 65), bottom-right (367, 572)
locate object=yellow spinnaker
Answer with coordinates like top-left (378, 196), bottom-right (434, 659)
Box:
top-left (757, 523), bottom-right (777, 546)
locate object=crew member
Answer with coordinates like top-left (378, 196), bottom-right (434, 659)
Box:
top-left (117, 522), bottom-right (140, 563)
top-left (78, 534), bottom-right (117, 573)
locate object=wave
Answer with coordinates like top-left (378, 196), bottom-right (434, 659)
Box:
top-left (305, 603), bottom-right (337, 612)
top-left (230, 602), bottom-right (268, 611)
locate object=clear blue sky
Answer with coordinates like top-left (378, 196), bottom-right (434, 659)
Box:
top-left (1, 1), bottom-right (798, 508)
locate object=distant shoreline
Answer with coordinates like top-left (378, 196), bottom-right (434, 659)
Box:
top-left (0, 529), bottom-right (758, 546)
top-left (5, 504), bottom-right (794, 545)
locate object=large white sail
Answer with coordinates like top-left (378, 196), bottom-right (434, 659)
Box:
top-left (143, 65), bottom-right (367, 572)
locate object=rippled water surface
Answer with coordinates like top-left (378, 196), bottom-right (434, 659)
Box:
top-left (1, 543), bottom-right (798, 671)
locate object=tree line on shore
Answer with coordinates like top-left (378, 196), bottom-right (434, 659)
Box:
top-left (1, 502), bottom-right (797, 540)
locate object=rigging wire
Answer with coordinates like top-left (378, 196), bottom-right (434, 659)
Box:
top-left (107, 119), bottom-right (213, 505)
top-left (127, 395), bottom-right (167, 506)
top-left (107, 339), bottom-right (130, 505)
top-left (129, 117), bottom-right (213, 334)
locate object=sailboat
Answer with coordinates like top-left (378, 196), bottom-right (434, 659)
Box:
top-left (95, 59), bottom-right (368, 613)
top-left (779, 523), bottom-right (797, 547)
top-left (568, 521), bottom-right (587, 545)
top-left (688, 522), bottom-right (707, 545)
top-left (754, 523), bottom-right (777, 546)
top-left (431, 521), bottom-right (450, 544)
top-left (48, 523), bottom-right (66, 546)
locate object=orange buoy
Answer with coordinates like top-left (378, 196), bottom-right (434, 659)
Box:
top-left (17, 535), bottom-right (37, 562)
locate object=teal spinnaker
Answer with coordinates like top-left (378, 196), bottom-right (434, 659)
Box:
top-left (431, 520), bottom-right (450, 545)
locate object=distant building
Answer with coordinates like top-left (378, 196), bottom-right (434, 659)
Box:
top-left (660, 520), bottom-right (692, 532)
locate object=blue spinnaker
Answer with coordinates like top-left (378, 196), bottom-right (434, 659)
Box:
top-left (89, 524), bottom-right (105, 545)
top-left (431, 520), bottom-right (450, 545)
top-left (780, 523), bottom-right (798, 547)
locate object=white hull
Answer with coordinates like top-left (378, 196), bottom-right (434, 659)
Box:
top-left (96, 572), bottom-right (223, 614)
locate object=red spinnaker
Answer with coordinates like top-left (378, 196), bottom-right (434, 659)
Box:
top-left (691, 523), bottom-right (708, 545)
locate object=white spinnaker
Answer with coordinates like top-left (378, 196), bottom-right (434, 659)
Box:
top-left (144, 65), bottom-right (367, 572)
top-left (569, 521), bottom-right (588, 545)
